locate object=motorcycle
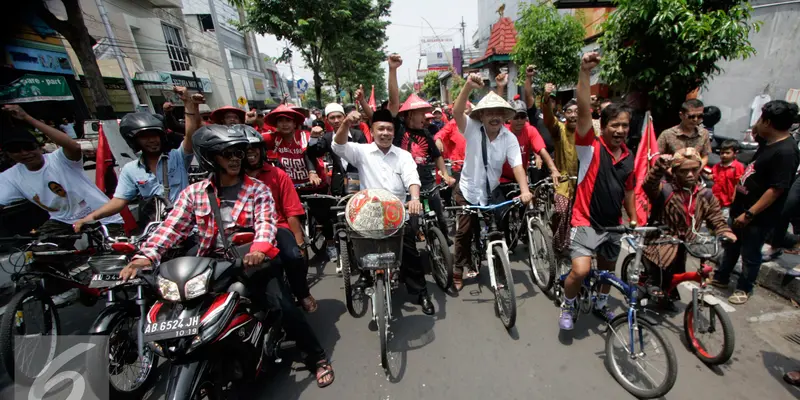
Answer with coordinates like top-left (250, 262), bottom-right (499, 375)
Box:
top-left (144, 232), bottom-right (290, 399)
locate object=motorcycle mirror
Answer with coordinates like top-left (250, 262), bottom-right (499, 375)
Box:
top-left (231, 232), bottom-right (255, 245)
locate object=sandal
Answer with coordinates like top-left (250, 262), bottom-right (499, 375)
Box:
top-left (646, 285), bottom-right (665, 298)
top-left (315, 360), bottom-right (335, 388)
top-left (301, 296), bottom-right (318, 313)
top-left (728, 290), bottom-right (749, 305)
top-left (453, 272), bottom-right (463, 292)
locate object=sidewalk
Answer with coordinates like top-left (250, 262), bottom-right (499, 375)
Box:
top-left (758, 252), bottom-right (800, 303)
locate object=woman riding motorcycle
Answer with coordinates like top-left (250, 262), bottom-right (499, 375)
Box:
top-left (119, 124), bottom-right (335, 388)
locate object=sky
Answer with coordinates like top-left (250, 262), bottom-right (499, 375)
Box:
top-left (254, 0), bottom-right (479, 90)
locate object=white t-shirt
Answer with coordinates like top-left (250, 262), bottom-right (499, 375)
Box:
top-left (458, 118), bottom-right (522, 205)
top-left (750, 94), bottom-right (771, 127)
top-left (0, 149), bottom-right (123, 225)
top-left (59, 123), bottom-right (77, 139)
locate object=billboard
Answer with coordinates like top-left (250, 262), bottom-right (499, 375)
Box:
top-left (420, 36), bottom-right (454, 70)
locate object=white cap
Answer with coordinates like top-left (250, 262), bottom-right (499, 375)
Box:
top-left (324, 103), bottom-right (345, 117)
top-left (433, 107), bottom-right (443, 114)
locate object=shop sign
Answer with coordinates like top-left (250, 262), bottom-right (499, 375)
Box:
top-left (5, 45), bottom-right (73, 74)
top-left (170, 74), bottom-right (212, 92)
top-left (0, 74), bottom-right (73, 104)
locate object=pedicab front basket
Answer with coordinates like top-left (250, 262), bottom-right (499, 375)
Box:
top-left (345, 189), bottom-right (406, 270)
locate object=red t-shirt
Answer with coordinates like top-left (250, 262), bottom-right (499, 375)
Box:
top-left (262, 130), bottom-right (326, 187)
top-left (500, 123), bottom-right (546, 182)
top-left (252, 164), bottom-right (305, 230)
top-left (711, 160), bottom-right (744, 207)
top-left (433, 120), bottom-right (465, 172)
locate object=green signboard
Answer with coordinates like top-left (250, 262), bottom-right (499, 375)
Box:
top-left (0, 74), bottom-right (73, 104)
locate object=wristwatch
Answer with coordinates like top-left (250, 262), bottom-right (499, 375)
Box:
top-left (297, 242), bottom-right (308, 250)
top-left (744, 210), bottom-right (755, 219)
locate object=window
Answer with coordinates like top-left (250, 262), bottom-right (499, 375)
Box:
top-left (198, 14), bottom-right (214, 31)
top-left (162, 24), bottom-right (191, 71)
top-left (230, 53), bottom-right (249, 69)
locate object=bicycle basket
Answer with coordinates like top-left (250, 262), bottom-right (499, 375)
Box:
top-left (349, 229), bottom-right (404, 270)
top-left (345, 189), bottom-right (406, 239)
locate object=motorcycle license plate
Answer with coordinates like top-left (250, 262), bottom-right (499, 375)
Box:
top-left (144, 316), bottom-right (201, 342)
top-left (89, 274), bottom-right (141, 288)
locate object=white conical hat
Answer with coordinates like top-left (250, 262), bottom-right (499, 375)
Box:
top-left (470, 91), bottom-right (516, 120)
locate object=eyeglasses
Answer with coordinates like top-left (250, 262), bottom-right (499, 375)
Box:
top-left (512, 113), bottom-right (528, 120)
top-left (219, 149), bottom-right (245, 160)
top-left (4, 142), bottom-right (38, 153)
top-left (685, 114), bottom-right (704, 120)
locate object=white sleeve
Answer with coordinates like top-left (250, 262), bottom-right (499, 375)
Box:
top-left (331, 142), bottom-right (362, 167)
top-left (53, 147), bottom-right (83, 170)
top-left (399, 152), bottom-right (421, 189)
top-left (0, 172), bottom-right (25, 206)
top-left (505, 136), bottom-right (523, 168)
top-left (463, 118), bottom-right (481, 139)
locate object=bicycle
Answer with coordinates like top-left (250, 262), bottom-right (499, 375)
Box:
top-left (555, 225), bottom-right (678, 399)
top-left (446, 199), bottom-right (521, 330)
top-left (620, 233), bottom-right (735, 365)
top-left (298, 190), bottom-right (340, 256)
top-left (0, 222), bottom-right (131, 383)
top-left (417, 183), bottom-right (454, 291)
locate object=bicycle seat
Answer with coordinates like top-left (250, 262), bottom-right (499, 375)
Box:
top-left (88, 254), bottom-right (129, 275)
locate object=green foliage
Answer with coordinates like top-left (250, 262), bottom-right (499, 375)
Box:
top-left (421, 72), bottom-right (440, 99)
top-left (511, 2), bottom-right (586, 88)
top-left (599, 0), bottom-right (760, 121)
top-left (400, 83), bottom-right (415, 103)
top-left (304, 86), bottom-right (337, 108)
top-left (448, 75), bottom-right (478, 103)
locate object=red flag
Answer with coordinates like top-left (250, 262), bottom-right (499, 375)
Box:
top-left (368, 85), bottom-right (376, 111)
top-left (95, 124), bottom-right (138, 234)
top-left (633, 113), bottom-right (659, 226)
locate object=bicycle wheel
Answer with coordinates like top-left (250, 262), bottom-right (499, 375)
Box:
top-left (308, 215), bottom-right (325, 255)
top-left (0, 286), bottom-right (60, 384)
top-left (527, 219), bottom-right (556, 293)
top-left (619, 253), bottom-right (647, 285)
top-left (375, 275), bottom-right (390, 373)
top-left (502, 207), bottom-right (525, 252)
top-left (491, 245), bottom-right (516, 329)
top-left (605, 314), bottom-right (678, 399)
top-left (87, 312), bottom-right (158, 399)
top-left (427, 226), bottom-right (454, 291)
top-left (340, 238), bottom-right (367, 318)
top-left (683, 302), bottom-right (735, 365)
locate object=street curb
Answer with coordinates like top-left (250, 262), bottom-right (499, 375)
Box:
top-left (757, 261), bottom-right (800, 302)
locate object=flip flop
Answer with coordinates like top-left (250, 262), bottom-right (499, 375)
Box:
top-left (784, 370), bottom-right (800, 386)
top-left (315, 361), bottom-right (335, 388)
top-left (728, 290), bottom-right (749, 305)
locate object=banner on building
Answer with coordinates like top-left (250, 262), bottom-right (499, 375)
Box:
top-left (420, 36), bottom-right (454, 70)
top-left (0, 74), bottom-right (73, 104)
top-left (4, 45), bottom-right (73, 74)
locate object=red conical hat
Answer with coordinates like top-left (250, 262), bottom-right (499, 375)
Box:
top-left (399, 93), bottom-right (433, 113)
top-left (210, 106), bottom-right (245, 125)
top-left (266, 104), bottom-right (305, 126)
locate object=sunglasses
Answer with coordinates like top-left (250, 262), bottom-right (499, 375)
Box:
top-left (685, 114), bottom-right (704, 120)
top-left (512, 113), bottom-right (528, 120)
top-left (219, 149), bottom-right (245, 160)
top-left (4, 142), bottom-right (38, 153)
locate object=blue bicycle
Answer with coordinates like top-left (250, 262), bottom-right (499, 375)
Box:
top-left (555, 226), bottom-right (678, 399)
top-left (446, 199), bottom-right (520, 329)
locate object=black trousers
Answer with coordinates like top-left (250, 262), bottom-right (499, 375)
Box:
top-left (421, 182), bottom-right (449, 238)
top-left (274, 227), bottom-right (310, 299)
top-left (402, 224), bottom-right (428, 295)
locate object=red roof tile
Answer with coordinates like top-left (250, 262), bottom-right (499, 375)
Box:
top-left (469, 17), bottom-right (518, 65)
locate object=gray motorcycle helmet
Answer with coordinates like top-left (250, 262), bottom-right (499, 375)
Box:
top-left (192, 124), bottom-right (250, 173)
top-left (233, 124), bottom-right (266, 170)
top-left (119, 112), bottom-right (166, 152)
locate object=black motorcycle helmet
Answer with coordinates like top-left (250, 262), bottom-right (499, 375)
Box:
top-left (703, 106), bottom-right (722, 129)
top-left (234, 124), bottom-right (265, 170)
top-left (192, 124), bottom-right (250, 173)
top-left (119, 112), bottom-right (166, 152)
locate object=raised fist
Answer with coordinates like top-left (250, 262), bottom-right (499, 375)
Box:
top-left (388, 54), bottom-right (403, 69)
top-left (526, 65), bottom-right (537, 78)
top-left (310, 126), bottom-right (324, 138)
top-left (495, 72), bottom-right (508, 87)
top-left (355, 84), bottom-right (364, 102)
top-left (581, 52), bottom-right (601, 71)
top-left (544, 83), bottom-right (556, 97)
top-left (466, 73), bottom-right (484, 89)
top-left (346, 111), bottom-right (361, 124)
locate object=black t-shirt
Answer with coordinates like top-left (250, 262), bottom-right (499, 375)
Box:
top-left (393, 117), bottom-right (441, 187)
top-left (731, 136), bottom-right (799, 226)
top-left (526, 105), bottom-right (554, 153)
top-left (215, 181), bottom-right (243, 247)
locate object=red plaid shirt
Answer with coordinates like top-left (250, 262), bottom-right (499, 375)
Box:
top-left (135, 175), bottom-right (279, 265)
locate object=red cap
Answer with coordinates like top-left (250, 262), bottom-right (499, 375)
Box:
top-left (210, 106), bottom-right (245, 125)
top-left (399, 93), bottom-right (433, 113)
top-left (266, 104), bottom-right (305, 126)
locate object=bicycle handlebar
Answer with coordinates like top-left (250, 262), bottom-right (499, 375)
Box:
top-left (420, 183), bottom-right (449, 197)
top-left (602, 225), bottom-right (666, 234)
top-left (445, 198), bottom-right (520, 212)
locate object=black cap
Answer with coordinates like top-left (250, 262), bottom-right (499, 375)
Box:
top-left (371, 109), bottom-right (393, 124)
top-left (1, 128), bottom-right (39, 146)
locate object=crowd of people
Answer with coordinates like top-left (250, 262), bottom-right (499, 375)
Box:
top-left (1, 49), bottom-right (799, 388)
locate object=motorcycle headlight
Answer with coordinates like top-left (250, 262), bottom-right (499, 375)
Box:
top-left (157, 275), bottom-right (180, 301)
top-left (184, 268), bottom-right (212, 300)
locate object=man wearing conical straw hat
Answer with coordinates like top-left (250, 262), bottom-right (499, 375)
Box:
top-left (449, 73), bottom-right (533, 291)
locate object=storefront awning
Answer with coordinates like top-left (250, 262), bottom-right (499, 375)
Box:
top-left (0, 74), bottom-right (73, 104)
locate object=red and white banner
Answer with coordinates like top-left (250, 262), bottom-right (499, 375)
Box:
top-left (633, 112), bottom-right (659, 226)
top-left (95, 123), bottom-right (138, 234)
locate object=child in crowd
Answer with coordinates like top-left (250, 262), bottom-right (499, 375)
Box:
top-left (711, 140), bottom-right (745, 219)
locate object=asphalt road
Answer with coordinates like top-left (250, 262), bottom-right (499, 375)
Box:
top-left (1, 245), bottom-right (800, 400)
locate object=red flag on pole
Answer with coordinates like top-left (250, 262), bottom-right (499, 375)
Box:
top-left (95, 124), bottom-right (138, 234)
top-left (368, 85), bottom-right (376, 111)
top-left (633, 112), bottom-right (660, 226)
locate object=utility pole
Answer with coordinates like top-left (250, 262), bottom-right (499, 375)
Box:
top-left (95, 0), bottom-right (140, 109)
top-left (461, 17), bottom-right (466, 52)
top-left (208, 0), bottom-right (238, 106)
top-left (284, 42), bottom-right (297, 105)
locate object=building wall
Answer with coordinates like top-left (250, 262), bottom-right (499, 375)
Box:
top-left (700, 1), bottom-right (800, 139)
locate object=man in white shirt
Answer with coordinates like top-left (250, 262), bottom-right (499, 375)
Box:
top-left (59, 118), bottom-right (77, 139)
top-left (0, 105), bottom-right (123, 247)
top-left (450, 74), bottom-right (533, 291)
top-left (331, 108), bottom-right (434, 315)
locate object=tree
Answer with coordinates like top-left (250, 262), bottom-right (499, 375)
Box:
top-left (399, 83), bottom-right (415, 103)
top-left (19, 1), bottom-right (114, 117)
top-left (421, 72), bottom-right (440, 100)
top-left (448, 75), bottom-right (479, 103)
top-left (512, 2), bottom-right (585, 89)
top-left (599, 0), bottom-right (760, 132)
top-left (233, 0), bottom-right (391, 105)
top-left (304, 85), bottom-right (336, 109)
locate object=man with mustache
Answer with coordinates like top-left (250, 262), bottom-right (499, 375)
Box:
top-left (558, 52), bottom-right (637, 331)
top-left (451, 74), bottom-right (533, 291)
top-left (657, 98), bottom-right (711, 167)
